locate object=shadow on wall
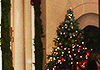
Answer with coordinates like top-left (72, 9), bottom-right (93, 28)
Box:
top-left (83, 25), bottom-right (100, 52)
top-left (76, 13), bottom-right (99, 29)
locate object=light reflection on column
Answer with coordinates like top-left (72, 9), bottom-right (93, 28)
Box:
top-left (31, 6), bottom-right (35, 70)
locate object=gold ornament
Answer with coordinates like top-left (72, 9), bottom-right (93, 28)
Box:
top-left (81, 36), bottom-right (84, 39)
top-left (68, 38), bottom-right (71, 41)
top-left (59, 43), bottom-right (62, 45)
top-left (71, 39), bottom-right (75, 43)
top-left (71, 26), bottom-right (74, 29)
top-left (80, 33), bottom-right (82, 35)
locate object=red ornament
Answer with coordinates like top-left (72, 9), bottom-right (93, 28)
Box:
top-left (87, 52), bottom-right (90, 56)
top-left (71, 67), bottom-right (74, 70)
top-left (61, 58), bottom-right (65, 61)
top-left (81, 65), bottom-right (85, 69)
top-left (76, 65), bottom-right (80, 70)
top-left (78, 48), bottom-right (81, 51)
top-left (83, 60), bottom-right (88, 63)
top-left (78, 61), bottom-right (82, 65)
top-left (54, 68), bottom-right (56, 70)
top-left (85, 50), bottom-right (90, 56)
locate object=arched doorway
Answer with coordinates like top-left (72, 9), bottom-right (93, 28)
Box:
top-left (76, 13), bottom-right (99, 29)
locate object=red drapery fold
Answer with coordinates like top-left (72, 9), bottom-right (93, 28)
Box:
top-left (97, 64), bottom-right (100, 70)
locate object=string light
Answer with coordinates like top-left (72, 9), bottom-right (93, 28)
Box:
top-left (75, 30), bottom-right (78, 33)
top-left (54, 52), bottom-right (56, 54)
top-left (71, 62), bottom-right (73, 64)
top-left (74, 54), bottom-right (76, 56)
top-left (49, 59), bottom-right (50, 62)
top-left (63, 32), bottom-right (66, 35)
top-left (62, 27), bottom-right (64, 29)
top-left (58, 60), bottom-right (61, 63)
top-left (71, 22), bottom-right (73, 24)
top-left (71, 58), bottom-right (73, 60)
top-left (65, 24), bottom-right (67, 26)
top-left (68, 48), bottom-right (70, 50)
top-left (60, 62), bottom-right (62, 64)
top-left (61, 46), bottom-right (63, 48)
top-left (69, 55), bottom-right (72, 58)
top-left (61, 54), bottom-right (63, 56)
top-left (77, 44), bottom-right (79, 47)
top-left (56, 52), bottom-right (58, 55)
top-left (60, 32), bottom-right (62, 35)
top-left (80, 56), bottom-right (82, 58)
top-left (76, 62), bottom-right (78, 64)
top-left (85, 47), bottom-right (87, 50)
top-left (57, 57), bottom-right (59, 59)
top-left (82, 42), bottom-right (84, 44)
top-left (91, 49), bottom-right (93, 51)
top-left (57, 38), bottom-right (60, 40)
top-left (72, 46), bottom-right (75, 48)
top-left (57, 47), bottom-right (60, 49)
top-left (78, 50), bottom-right (80, 52)
top-left (64, 47), bottom-right (67, 50)
top-left (68, 51), bottom-right (70, 53)
top-left (72, 49), bottom-right (74, 51)
top-left (65, 27), bottom-right (67, 29)
top-left (75, 40), bottom-right (77, 42)
top-left (70, 14), bottom-right (72, 17)
top-left (55, 49), bottom-right (57, 51)
top-left (68, 16), bottom-right (71, 18)
top-left (50, 57), bottom-right (52, 60)
top-left (62, 52), bottom-right (64, 54)
top-left (53, 57), bottom-right (56, 60)
top-left (70, 36), bottom-right (72, 38)
top-left (85, 55), bottom-right (88, 59)
top-left (81, 65), bottom-right (85, 68)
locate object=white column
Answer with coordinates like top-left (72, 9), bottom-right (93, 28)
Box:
top-left (24, 0), bottom-right (32, 70)
top-left (31, 6), bottom-right (35, 70)
top-left (14, 0), bottom-right (25, 70)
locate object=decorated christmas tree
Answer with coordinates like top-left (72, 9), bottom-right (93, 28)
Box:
top-left (46, 8), bottom-right (93, 70)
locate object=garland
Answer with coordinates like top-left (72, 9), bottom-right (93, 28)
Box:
top-left (1, 0), bottom-right (43, 70)
top-left (1, 0), bottom-right (14, 70)
top-left (31, 0), bottom-right (43, 70)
